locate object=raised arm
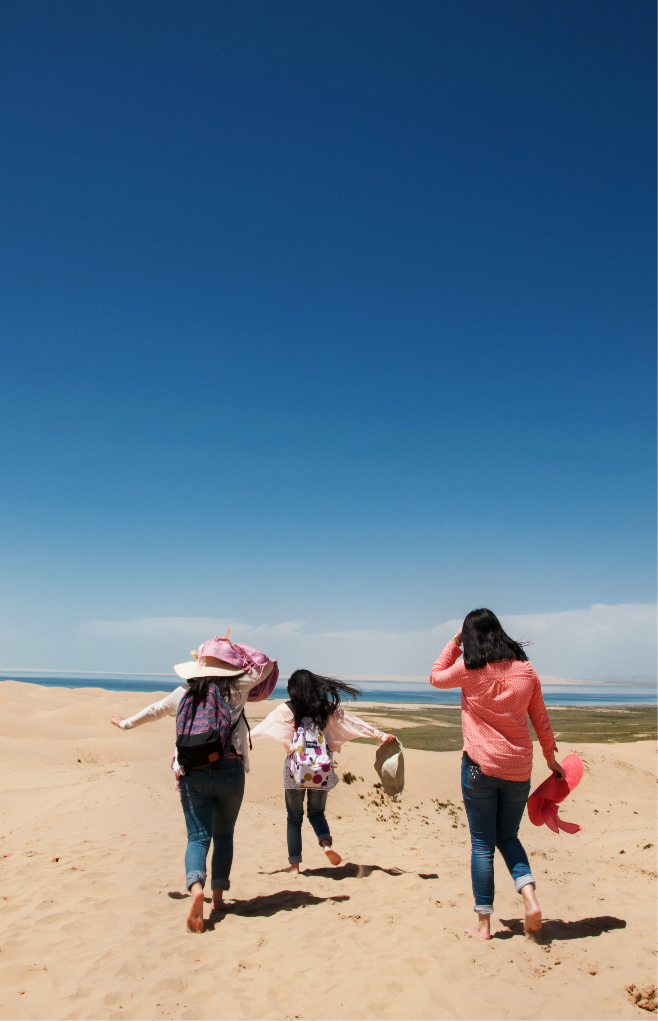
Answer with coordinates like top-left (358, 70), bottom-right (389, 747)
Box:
top-left (429, 636), bottom-right (468, 689)
top-left (110, 686), bottom-right (186, 730)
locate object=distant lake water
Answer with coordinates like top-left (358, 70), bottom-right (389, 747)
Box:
top-left (1, 675), bottom-right (655, 706)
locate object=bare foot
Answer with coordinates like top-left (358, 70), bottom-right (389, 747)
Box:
top-left (282, 863), bottom-right (300, 875)
top-left (521, 883), bottom-right (542, 934)
top-left (323, 845), bottom-right (342, 866)
top-left (465, 913), bottom-right (491, 940)
top-left (212, 889), bottom-right (231, 911)
top-left (186, 883), bottom-right (204, 933)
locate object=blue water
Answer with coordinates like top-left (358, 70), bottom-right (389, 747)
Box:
top-left (271, 684), bottom-right (656, 706)
top-left (1, 675), bottom-right (655, 706)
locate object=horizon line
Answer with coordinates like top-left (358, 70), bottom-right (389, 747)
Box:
top-left (0, 668), bottom-right (178, 677)
top-left (0, 669), bottom-right (655, 688)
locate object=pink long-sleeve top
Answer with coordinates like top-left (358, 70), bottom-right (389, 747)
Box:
top-left (430, 641), bottom-right (557, 782)
top-left (250, 703), bottom-right (387, 752)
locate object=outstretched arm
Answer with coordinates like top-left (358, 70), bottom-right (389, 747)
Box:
top-left (325, 709), bottom-right (395, 749)
top-left (110, 686), bottom-right (186, 730)
top-left (250, 703), bottom-right (295, 748)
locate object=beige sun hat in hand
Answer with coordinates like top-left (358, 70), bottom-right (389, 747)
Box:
top-left (375, 738), bottom-right (405, 799)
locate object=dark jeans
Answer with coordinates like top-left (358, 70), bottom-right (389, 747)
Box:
top-left (284, 788), bottom-right (332, 864)
top-left (179, 757), bottom-right (245, 891)
top-left (461, 752), bottom-right (534, 914)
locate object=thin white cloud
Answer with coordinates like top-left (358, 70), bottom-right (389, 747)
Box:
top-left (80, 616), bottom-right (221, 637)
top-left (69, 603), bottom-right (656, 681)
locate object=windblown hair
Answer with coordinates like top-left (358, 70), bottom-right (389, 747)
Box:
top-left (287, 669), bottom-right (361, 729)
top-left (462, 608), bottom-right (529, 670)
top-left (185, 674), bottom-right (242, 704)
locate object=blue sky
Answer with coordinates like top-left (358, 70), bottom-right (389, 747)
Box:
top-left (0, 1), bottom-right (655, 677)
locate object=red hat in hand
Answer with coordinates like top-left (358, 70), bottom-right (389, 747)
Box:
top-left (528, 754), bottom-right (584, 835)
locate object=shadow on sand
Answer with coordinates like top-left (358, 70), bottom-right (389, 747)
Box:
top-left (205, 890), bottom-right (350, 929)
top-left (169, 888), bottom-right (350, 931)
top-left (261, 862), bottom-right (406, 880)
top-left (168, 891), bottom-right (214, 903)
top-left (496, 915), bottom-right (627, 944)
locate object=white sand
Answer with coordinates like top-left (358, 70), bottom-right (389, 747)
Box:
top-left (0, 681), bottom-right (655, 1020)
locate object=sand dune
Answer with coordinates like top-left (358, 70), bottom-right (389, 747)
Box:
top-left (0, 680), bottom-right (655, 1020)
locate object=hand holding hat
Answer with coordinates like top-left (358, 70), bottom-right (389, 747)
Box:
top-left (375, 737), bottom-right (405, 799)
top-left (528, 754), bottom-right (584, 835)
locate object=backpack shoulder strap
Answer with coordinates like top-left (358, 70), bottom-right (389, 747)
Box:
top-left (229, 707), bottom-right (252, 750)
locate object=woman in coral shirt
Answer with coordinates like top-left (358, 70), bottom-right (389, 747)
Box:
top-left (430, 608), bottom-right (565, 940)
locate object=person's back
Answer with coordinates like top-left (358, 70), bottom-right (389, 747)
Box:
top-left (109, 633), bottom-right (278, 933)
top-left (251, 669), bottom-right (395, 873)
top-left (429, 607), bottom-right (565, 942)
top-left (430, 616), bottom-right (555, 782)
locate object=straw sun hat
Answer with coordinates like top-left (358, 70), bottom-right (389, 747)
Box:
top-left (174, 646), bottom-right (246, 682)
top-left (375, 738), bottom-right (405, 799)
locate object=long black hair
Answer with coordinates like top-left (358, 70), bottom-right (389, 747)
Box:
top-left (462, 608), bottom-right (528, 670)
top-left (287, 669), bottom-right (361, 728)
top-left (185, 674), bottom-right (243, 703)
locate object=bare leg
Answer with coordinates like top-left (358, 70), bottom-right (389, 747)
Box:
top-left (186, 881), bottom-right (204, 933)
top-left (321, 838), bottom-right (341, 866)
top-left (521, 883), bottom-right (542, 934)
top-left (465, 913), bottom-right (491, 940)
top-left (212, 888), bottom-right (231, 910)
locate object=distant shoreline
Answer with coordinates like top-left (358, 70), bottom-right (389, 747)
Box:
top-left (0, 669), bottom-right (655, 687)
top-left (1, 676), bottom-right (655, 707)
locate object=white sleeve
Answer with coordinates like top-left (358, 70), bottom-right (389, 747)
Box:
top-left (119, 686), bottom-right (186, 729)
top-left (323, 708), bottom-right (387, 751)
top-left (250, 704), bottom-right (294, 747)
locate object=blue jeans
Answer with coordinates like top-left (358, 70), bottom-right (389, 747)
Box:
top-left (179, 758), bottom-right (245, 891)
top-left (285, 788), bottom-right (332, 863)
top-left (461, 752), bottom-right (534, 914)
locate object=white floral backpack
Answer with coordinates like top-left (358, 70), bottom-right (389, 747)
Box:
top-left (289, 715), bottom-right (334, 789)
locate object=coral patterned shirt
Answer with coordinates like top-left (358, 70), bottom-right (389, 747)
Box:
top-left (430, 641), bottom-right (557, 782)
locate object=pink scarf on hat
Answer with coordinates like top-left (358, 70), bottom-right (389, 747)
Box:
top-left (197, 636), bottom-right (279, 698)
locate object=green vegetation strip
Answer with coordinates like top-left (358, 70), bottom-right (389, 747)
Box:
top-left (351, 706), bottom-right (656, 752)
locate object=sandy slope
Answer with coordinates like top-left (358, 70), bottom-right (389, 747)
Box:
top-left (0, 680), bottom-right (655, 1021)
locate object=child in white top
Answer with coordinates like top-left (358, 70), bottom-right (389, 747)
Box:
top-left (251, 669), bottom-right (395, 873)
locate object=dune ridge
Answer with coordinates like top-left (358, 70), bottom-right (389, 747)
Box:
top-left (0, 680), bottom-right (655, 1020)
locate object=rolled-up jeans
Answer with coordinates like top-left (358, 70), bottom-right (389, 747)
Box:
top-left (179, 757), bottom-right (245, 891)
top-left (461, 751), bottom-right (534, 914)
top-left (285, 788), bottom-right (332, 863)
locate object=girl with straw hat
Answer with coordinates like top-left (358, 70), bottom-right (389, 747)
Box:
top-left (111, 631), bottom-right (277, 932)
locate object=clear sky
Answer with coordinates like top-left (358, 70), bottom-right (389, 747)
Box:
top-left (0, 1), bottom-right (655, 678)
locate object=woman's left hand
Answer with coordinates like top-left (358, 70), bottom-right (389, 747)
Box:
top-left (547, 754), bottom-right (566, 780)
top-left (382, 734), bottom-right (397, 744)
top-left (110, 716), bottom-right (124, 728)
